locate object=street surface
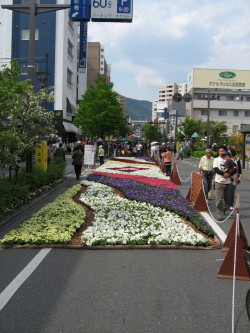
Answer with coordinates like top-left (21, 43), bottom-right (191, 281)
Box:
top-left (0, 156), bottom-right (250, 333)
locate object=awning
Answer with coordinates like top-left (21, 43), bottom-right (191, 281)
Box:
top-left (63, 121), bottom-right (79, 133)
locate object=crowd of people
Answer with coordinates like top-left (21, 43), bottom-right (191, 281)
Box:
top-left (152, 141), bottom-right (242, 222)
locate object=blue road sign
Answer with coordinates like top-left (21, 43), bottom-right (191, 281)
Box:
top-left (70, 0), bottom-right (90, 21)
top-left (117, 0), bottom-right (131, 13)
top-left (91, 0), bottom-right (133, 22)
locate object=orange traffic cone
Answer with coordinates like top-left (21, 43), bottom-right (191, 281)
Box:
top-left (222, 217), bottom-right (249, 252)
top-left (170, 162), bottom-right (181, 185)
top-left (194, 189), bottom-right (208, 212)
top-left (161, 161), bottom-right (166, 174)
top-left (217, 237), bottom-right (250, 281)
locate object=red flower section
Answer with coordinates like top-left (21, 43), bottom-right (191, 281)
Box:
top-left (106, 166), bottom-right (149, 173)
top-left (92, 171), bottom-right (178, 189)
top-left (110, 158), bottom-right (154, 166)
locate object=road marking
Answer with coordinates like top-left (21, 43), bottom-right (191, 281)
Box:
top-left (0, 248), bottom-right (51, 311)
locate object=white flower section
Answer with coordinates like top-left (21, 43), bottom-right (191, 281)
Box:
top-left (96, 161), bottom-right (167, 180)
top-left (80, 181), bottom-right (207, 246)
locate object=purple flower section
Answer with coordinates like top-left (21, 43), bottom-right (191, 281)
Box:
top-left (87, 174), bottom-right (214, 237)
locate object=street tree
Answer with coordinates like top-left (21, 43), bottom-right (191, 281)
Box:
top-left (179, 116), bottom-right (200, 139)
top-left (227, 133), bottom-right (243, 154)
top-left (0, 61), bottom-right (55, 169)
top-left (74, 75), bottom-right (127, 139)
top-left (210, 121), bottom-right (228, 145)
top-left (143, 123), bottom-right (161, 142)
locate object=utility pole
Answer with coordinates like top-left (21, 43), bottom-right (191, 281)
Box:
top-left (206, 90), bottom-right (211, 148)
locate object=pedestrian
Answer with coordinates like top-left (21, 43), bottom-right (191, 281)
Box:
top-left (161, 146), bottom-right (172, 176)
top-left (198, 149), bottom-right (214, 202)
top-left (117, 143), bottom-right (122, 157)
top-left (136, 142), bottom-right (142, 157)
top-left (150, 143), bottom-right (156, 158)
top-left (213, 146), bottom-right (236, 220)
top-left (54, 143), bottom-right (66, 161)
top-left (228, 148), bottom-right (242, 210)
top-left (98, 145), bottom-right (105, 165)
top-left (177, 144), bottom-right (184, 160)
top-left (72, 145), bottom-right (83, 180)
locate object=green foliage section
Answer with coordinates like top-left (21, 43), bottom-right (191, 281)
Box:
top-left (143, 123), bottom-right (161, 142)
top-left (0, 159), bottom-right (66, 219)
top-left (74, 75), bottom-right (128, 138)
top-left (183, 148), bottom-right (191, 157)
top-left (1, 185), bottom-right (84, 245)
top-left (0, 60), bottom-right (55, 168)
top-left (179, 116), bottom-right (201, 139)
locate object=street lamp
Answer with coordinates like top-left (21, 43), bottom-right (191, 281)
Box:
top-left (35, 71), bottom-right (49, 89)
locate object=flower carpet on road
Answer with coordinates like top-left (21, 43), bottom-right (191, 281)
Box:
top-left (80, 181), bottom-right (209, 247)
top-left (82, 156), bottom-right (215, 247)
top-left (0, 157), bottom-right (215, 248)
top-left (92, 157), bottom-right (177, 189)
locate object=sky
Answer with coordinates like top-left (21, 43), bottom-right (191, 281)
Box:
top-left (87, 0), bottom-right (250, 102)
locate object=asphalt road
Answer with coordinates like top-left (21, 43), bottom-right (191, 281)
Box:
top-left (0, 157), bottom-right (250, 333)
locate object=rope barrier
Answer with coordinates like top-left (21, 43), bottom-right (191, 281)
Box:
top-left (174, 158), bottom-right (193, 183)
top-left (201, 177), bottom-right (236, 224)
top-left (178, 172), bottom-right (192, 183)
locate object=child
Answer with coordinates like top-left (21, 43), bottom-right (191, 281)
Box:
top-left (221, 152), bottom-right (235, 181)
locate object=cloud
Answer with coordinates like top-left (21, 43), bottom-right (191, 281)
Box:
top-left (113, 58), bottom-right (165, 88)
top-left (87, 0), bottom-right (250, 101)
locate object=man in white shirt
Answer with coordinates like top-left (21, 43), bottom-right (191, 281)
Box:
top-left (213, 146), bottom-right (236, 220)
top-left (198, 149), bottom-right (214, 202)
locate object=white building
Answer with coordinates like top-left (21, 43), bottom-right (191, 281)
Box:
top-left (158, 82), bottom-right (178, 103)
top-left (0, 0), bottom-right (12, 66)
top-left (178, 82), bottom-right (187, 96)
top-left (186, 68), bottom-right (250, 134)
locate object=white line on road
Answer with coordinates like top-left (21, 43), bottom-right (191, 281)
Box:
top-left (200, 212), bottom-right (227, 244)
top-left (0, 248), bottom-right (52, 311)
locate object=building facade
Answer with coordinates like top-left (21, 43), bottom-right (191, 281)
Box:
top-left (186, 68), bottom-right (250, 134)
top-left (86, 42), bottom-right (109, 88)
top-left (158, 82), bottom-right (178, 103)
top-left (0, 0), bottom-right (80, 142)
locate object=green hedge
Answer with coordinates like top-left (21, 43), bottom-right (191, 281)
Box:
top-left (191, 150), bottom-right (218, 159)
top-left (0, 158), bottom-right (66, 219)
top-left (183, 148), bottom-right (191, 157)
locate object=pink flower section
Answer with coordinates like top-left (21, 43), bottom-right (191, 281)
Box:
top-left (92, 171), bottom-right (178, 189)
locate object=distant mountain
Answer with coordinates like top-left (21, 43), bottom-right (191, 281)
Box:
top-left (125, 97), bottom-right (152, 121)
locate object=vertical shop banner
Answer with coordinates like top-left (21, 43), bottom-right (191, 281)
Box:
top-left (35, 141), bottom-right (48, 171)
top-left (79, 22), bottom-right (88, 70)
